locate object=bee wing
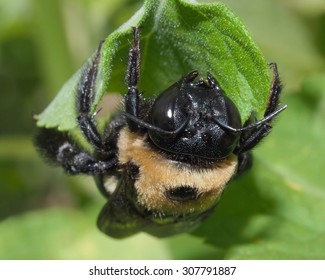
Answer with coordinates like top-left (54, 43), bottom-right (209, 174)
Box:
top-left (97, 176), bottom-right (149, 239)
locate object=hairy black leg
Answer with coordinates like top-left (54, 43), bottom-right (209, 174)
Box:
top-left (77, 42), bottom-right (105, 150)
top-left (235, 63), bottom-right (284, 154)
top-left (236, 124), bottom-right (271, 154)
top-left (234, 152), bottom-right (253, 178)
top-left (102, 114), bottom-right (126, 153)
top-left (264, 63), bottom-right (282, 117)
top-left (124, 26), bottom-right (142, 132)
top-left (35, 128), bottom-right (117, 175)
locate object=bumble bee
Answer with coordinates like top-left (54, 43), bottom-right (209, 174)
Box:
top-left (35, 27), bottom-right (286, 238)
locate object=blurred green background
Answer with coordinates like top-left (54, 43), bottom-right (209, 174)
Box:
top-left (0, 0), bottom-right (325, 259)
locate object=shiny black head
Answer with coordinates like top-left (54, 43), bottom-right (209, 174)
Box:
top-left (148, 71), bottom-right (242, 159)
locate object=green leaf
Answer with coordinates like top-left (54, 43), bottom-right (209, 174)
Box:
top-left (220, 0), bottom-right (325, 91)
top-left (36, 0), bottom-right (270, 130)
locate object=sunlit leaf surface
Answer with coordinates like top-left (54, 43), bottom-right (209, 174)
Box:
top-left (36, 0), bottom-right (269, 130)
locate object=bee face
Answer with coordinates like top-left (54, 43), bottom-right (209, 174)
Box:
top-left (149, 71), bottom-right (242, 159)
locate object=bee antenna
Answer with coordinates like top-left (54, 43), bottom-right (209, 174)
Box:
top-left (123, 112), bottom-right (189, 136)
top-left (214, 105), bottom-right (287, 133)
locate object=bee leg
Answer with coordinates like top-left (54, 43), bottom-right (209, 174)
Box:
top-left (34, 128), bottom-right (117, 175)
top-left (76, 41), bottom-right (106, 152)
top-left (235, 63), bottom-right (283, 155)
top-left (124, 26), bottom-right (142, 132)
top-left (234, 152), bottom-right (253, 178)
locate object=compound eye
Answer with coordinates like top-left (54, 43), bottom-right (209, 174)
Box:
top-left (219, 96), bottom-right (242, 130)
top-left (209, 96), bottom-right (242, 157)
top-left (150, 84), bottom-right (189, 133)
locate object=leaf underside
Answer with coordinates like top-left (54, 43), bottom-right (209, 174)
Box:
top-left (36, 0), bottom-right (270, 131)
